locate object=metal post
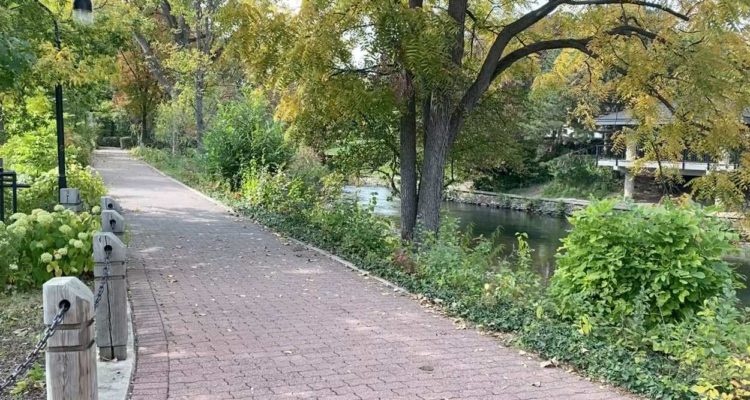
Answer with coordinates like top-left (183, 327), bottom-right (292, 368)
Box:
top-left (11, 172), bottom-right (17, 214)
top-left (53, 20), bottom-right (67, 193)
top-left (0, 158), bottom-right (4, 222)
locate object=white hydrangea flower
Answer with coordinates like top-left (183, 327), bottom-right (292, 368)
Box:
top-left (54, 205), bottom-right (66, 212)
top-left (9, 264), bottom-right (18, 271)
top-left (58, 225), bottom-right (73, 235)
top-left (9, 213), bottom-right (25, 221)
top-left (57, 247), bottom-right (68, 256)
top-left (40, 253), bottom-right (53, 263)
top-left (77, 232), bottom-right (88, 240)
top-left (73, 240), bottom-right (84, 249)
top-left (91, 206), bottom-right (101, 214)
top-left (37, 213), bottom-right (54, 225)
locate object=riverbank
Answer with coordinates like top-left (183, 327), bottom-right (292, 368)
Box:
top-left (446, 188), bottom-right (746, 222)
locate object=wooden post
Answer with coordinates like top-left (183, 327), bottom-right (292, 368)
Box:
top-left (100, 196), bottom-right (123, 213)
top-left (43, 277), bottom-right (97, 400)
top-left (60, 188), bottom-right (83, 212)
top-left (93, 232), bottom-right (127, 360)
top-left (101, 210), bottom-right (125, 240)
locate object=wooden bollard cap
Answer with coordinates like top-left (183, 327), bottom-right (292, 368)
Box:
top-left (93, 232), bottom-right (126, 262)
top-left (101, 210), bottom-right (125, 234)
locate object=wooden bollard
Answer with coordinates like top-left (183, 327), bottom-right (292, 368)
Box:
top-left (101, 210), bottom-right (125, 240)
top-left (60, 188), bottom-right (83, 212)
top-left (93, 232), bottom-right (127, 360)
top-left (100, 196), bottom-right (123, 213)
top-left (43, 277), bottom-right (97, 399)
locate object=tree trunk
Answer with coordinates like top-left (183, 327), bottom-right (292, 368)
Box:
top-left (140, 102), bottom-right (147, 147)
top-left (416, 98), bottom-right (454, 233)
top-left (399, 72), bottom-right (418, 240)
top-left (398, 0), bottom-right (423, 241)
top-left (194, 68), bottom-right (206, 150)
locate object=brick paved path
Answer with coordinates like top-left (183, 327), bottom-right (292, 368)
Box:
top-left (93, 149), bottom-right (632, 400)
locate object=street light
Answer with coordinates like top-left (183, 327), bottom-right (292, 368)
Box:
top-left (36, 0), bottom-right (94, 195)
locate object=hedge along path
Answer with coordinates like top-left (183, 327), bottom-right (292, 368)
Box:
top-left (92, 148), bottom-right (634, 400)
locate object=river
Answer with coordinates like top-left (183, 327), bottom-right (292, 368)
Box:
top-left (344, 185), bottom-right (750, 304)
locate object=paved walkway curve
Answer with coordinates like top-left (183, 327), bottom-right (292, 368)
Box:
top-left (93, 149), bottom-right (633, 400)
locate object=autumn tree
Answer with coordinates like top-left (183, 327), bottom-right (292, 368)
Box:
top-left (127, 0), bottom-right (228, 148)
top-left (113, 49), bottom-right (164, 146)
top-left (234, 0), bottom-right (750, 237)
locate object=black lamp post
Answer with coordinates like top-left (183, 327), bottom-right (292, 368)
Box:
top-left (37, 0), bottom-right (94, 195)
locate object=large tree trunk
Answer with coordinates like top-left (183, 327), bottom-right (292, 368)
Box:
top-left (399, 72), bottom-right (418, 240)
top-left (194, 68), bottom-right (206, 150)
top-left (416, 98), bottom-right (454, 233)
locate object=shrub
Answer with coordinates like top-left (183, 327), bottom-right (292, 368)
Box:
top-left (204, 92), bottom-right (292, 189)
top-left (98, 136), bottom-right (120, 147)
top-left (550, 199), bottom-right (739, 329)
top-left (18, 164), bottom-right (106, 213)
top-left (0, 125), bottom-right (88, 179)
top-left (1, 206), bottom-right (100, 290)
top-left (119, 137), bottom-right (134, 149)
top-left (543, 154), bottom-right (621, 199)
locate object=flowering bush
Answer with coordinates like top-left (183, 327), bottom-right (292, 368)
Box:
top-left (18, 163), bottom-right (106, 213)
top-left (0, 206), bottom-right (100, 290)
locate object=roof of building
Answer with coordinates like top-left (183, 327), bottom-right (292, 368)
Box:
top-left (596, 105), bottom-right (750, 127)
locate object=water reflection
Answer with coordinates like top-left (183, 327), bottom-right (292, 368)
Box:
top-left (344, 185), bottom-right (750, 304)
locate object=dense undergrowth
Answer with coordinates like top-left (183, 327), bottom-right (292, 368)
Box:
top-left (0, 125), bottom-right (105, 291)
top-left (133, 145), bottom-right (750, 400)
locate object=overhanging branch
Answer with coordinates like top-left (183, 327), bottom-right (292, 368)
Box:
top-left (566, 0), bottom-right (690, 21)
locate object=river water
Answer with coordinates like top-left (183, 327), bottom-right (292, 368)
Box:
top-left (344, 185), bottom-right (750, 303)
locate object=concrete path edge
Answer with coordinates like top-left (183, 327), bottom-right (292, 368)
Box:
top-left (96, 300), bottom-right (135, 400)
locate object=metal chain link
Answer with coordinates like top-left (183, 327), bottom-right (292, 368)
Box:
top-left (0, 303), bottom-right (69, 394)
top-left (93, 249), bottom-right (112, 309)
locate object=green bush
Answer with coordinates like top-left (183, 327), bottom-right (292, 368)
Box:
top-left (98, 136), bottom-right (120, 147)
top-left (204, 92), bottom-right (292, 189)
top-left (550, 199), bottom-right (739, 329)
top-left (0, 125), bottom-right (88, 179)
top-left (18, 163), bottom-right (107, 213)
top-left (543, 154), bottom-right (621, 199)
top-left (1, 206), bottom-right (100, 290)
top-left (119, 137), bottom-right (134, 149)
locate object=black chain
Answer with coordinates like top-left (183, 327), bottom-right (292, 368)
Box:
top-left (94, 249), bottom-right (112, 309)
top-left (0, 303), bottom-right (69, 394)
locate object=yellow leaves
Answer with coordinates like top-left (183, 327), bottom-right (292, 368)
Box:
top-left (578, 315), bottom-right (592, 335)
top-left (32, 43), bottom-right (115, 87)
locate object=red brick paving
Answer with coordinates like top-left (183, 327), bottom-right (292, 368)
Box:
top-left (93, 149), bottom-right (634, 400)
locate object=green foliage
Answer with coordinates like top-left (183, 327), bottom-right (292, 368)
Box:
top-left (204, 92), bottom-right (291, 189)
top-left (543, 154), bottom-right (621, 199)
top-left (413, 218), bottom-right (504, 299)
top-left (551, 200), bottom-right (739, 329)
top-left (1, 206), bottom-right (100, 290)
top-left (0, 123), bottom-right (91, 178)
top-left (18, 163), bottom-right (106, 213)
top-left (0, 125), bottom-right (58, 178)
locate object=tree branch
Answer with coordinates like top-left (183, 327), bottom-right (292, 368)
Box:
top-left (566, 0), bottom-right (690, 21)
top-left (132, 32), bottom-right (175, 98)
